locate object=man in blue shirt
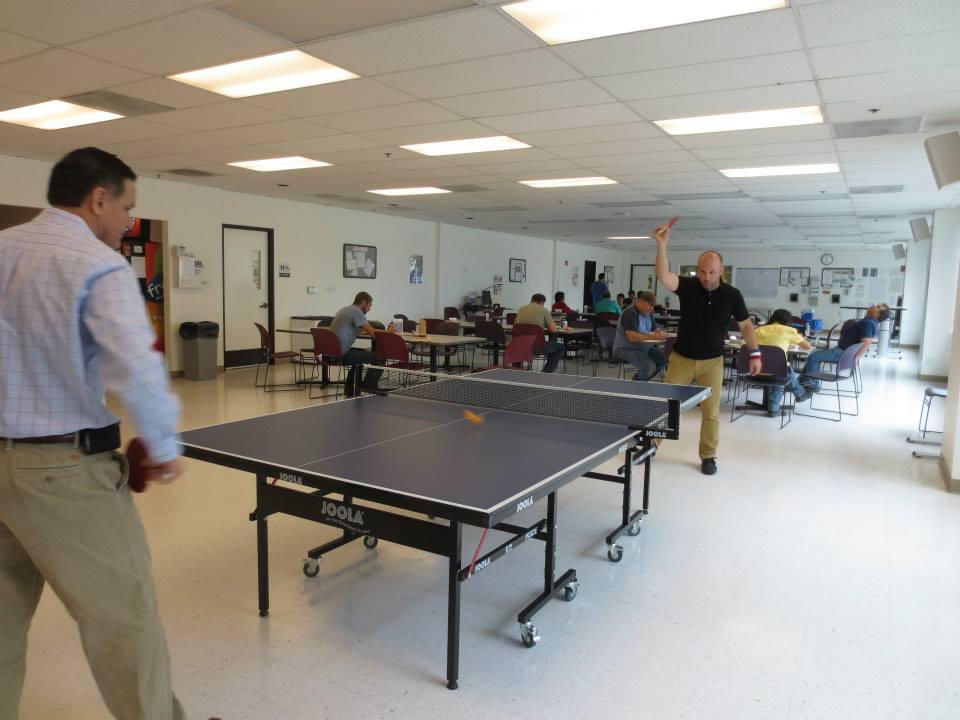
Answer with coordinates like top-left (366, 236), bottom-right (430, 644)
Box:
top-left (801, 303), bottom-right (889, 390)
top-left (613, 291), bottom-right (668, 380)
top-left (0, 148), bottom-right (186, 717)
top-left (330, 291), bottom-right (395, 395)
top-left (590, 273), bottom-right (609, 307)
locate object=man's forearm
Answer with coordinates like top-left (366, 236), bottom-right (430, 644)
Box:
top-left (655, 240), bottom-right (670, 284)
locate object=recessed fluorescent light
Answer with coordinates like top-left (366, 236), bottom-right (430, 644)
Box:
top-left (654, 106), bottom-right (824, 136)
top-left (607, 235), bottom-right (651, 240)
top-left (0, 100), bottom-right (123, 129)
top-left (720, 163), bottom-right (840, 178)
top-left (401, 136), bottom-right (530, 156)
top-left (502, 0), bottom-right (788, 45)
top-left (367, 187), bottom-right (452, 196)
top-left (228, 156), bottom-right (331, 172)
top-left (519, 177), bottom-right (618, 188)
top-left (169, 50), bottom-right (357, 98)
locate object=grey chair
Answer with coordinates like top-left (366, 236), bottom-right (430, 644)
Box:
top-left (795, 343), bottom-right (863, 422)
top-left (730, 345), bottom-right (792, 429)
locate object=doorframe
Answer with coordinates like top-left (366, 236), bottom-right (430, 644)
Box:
top-left (222, 223), bottom-right (276, 368)
top-left (630, 264), bottom-right (658, 296)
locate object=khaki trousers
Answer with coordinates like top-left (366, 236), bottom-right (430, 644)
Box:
top-left (0, 443), bottom-right (184, 720)
top-left (664, 352), bottom-right (724, 460)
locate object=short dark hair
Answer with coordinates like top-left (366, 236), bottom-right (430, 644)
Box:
top-left (47, 147), bottom-right (136, 207)
top-left (554, 291), bottom-right (565, 302)
top-left (353, 291), bottom-right (372, 305)
top-left (597, 273), bottom-right (605, 280)
top-left (531, 293), bottom-right (546, 304)
top-left (602, 291), bottom-right (611, 299)
top-left (637, 291), bottom-right (656, 304)
top-left (768, 308), bottom-right (793, 326)
top-left (876, 303), bottom-right (891, 322)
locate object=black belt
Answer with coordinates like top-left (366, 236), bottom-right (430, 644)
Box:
top-left (2, 423), bottom-right (121, 454)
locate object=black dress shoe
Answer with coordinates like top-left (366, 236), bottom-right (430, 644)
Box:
top-left (701, 458), bottom-right (717, 475)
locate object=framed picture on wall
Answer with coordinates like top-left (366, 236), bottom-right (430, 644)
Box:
top-left (343, 243), bottom-right (377, 278)
top-left (603, 265), bottom-right (615, 285)
top-left (509, 257), bottom-right (526, 283)
top-left (779, 266), bottom-right (810, 286)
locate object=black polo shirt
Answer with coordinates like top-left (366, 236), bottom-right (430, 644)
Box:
top-left (673, 276), bottom-right (749, 359)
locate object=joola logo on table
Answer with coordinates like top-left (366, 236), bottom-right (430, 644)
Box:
top-left (516, 496), bottom-right (534, 513)
top-left (321, 500), bottom-right (364, 525)
top-left (278, 471), bottom-right (303, 484)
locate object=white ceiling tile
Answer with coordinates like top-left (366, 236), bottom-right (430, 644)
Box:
top-left (104, 131), bottom-right (249, 159)
top-left (245, 79), bottom-right (416, 117)
top-left (310, 102), bottom-right (461, 133)
top-left (199, 119), bottom-right (341, 146)
top-left (513, 123), bottom-right (662, 147)
top-left (0, 30), bottom-right (47, 63)
top-left (432, 80), bottom-right (615, 118)
top-left (584, 160), bottom-right (709, 175)
top-left (702, 153), bottom-right (838, 170)
top-left (0, 86), bottom-right (47, 111)
top-left (58, 118), bottom-right (180, 144)
top-left (300, 7), bottom-right (538, 75)
top-left (693, 140), bottom-right (836, 161)
top-left (220, 0), bottom-right (474, 44)
top-left (628, 82), bottom-right (821, 121)
top-left (553, 9), bottom-right (802, 76)
top-left (548, 137), bottom-right (681, 159)
top-left (148, 102), bottom-right (289, 132)
top-left (259, 134), bottom-right (383, 157)
top-left (67, 8), bottom-right (291, 75)
top-left (825, 92), bottom-right (960, 123)
top-left (810, 30), bottom-right (960, 79)
top-left (820, 65), bottom-right (960, 104)
top-left (441, 147), bottom-right (559, 166)
top-left (0, 49), bottom-right (147, 97)
top-left (798, 0), bottom-right (960, 48)
top-left (480, 103), bottom-right (639, 134)
top-left (0, 1), bottom-right (191, 45)
top-left (378, 50), bottom-right (582, 99)
top-left (460, 159), bottom-right (584, 179)
top-left (353, 120), bottom-right (500, 146)
top-left (109, 78), bottom-right (223, 110)
top-left (595, 52), bottom-right (812, 101)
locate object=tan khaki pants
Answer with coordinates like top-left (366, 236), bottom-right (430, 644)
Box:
top-left (664, 352), bottom-right (724, 460)
top-left (0, 443), bottom-right (184, 720)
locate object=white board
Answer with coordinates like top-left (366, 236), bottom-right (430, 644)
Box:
top-left (736, 267), bottom-right (780, 299)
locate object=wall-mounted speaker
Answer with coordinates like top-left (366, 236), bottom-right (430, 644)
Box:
top-left (909, 216), bottom-right (931, 242)
top-left (893, 243), bottom-right (907, 260)
top-left (924, 131), bottom-right (960, 190)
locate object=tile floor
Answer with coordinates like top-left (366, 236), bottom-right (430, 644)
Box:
top-left (18, 350), bottom-right (960, 720)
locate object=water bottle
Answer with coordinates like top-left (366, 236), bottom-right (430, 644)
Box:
top-left (417, 317), bottom-right (427, 336)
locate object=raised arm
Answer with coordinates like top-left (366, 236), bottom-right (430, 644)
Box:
top-left (655, 224), bottom-right (679, 293)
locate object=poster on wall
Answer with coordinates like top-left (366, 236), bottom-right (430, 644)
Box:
top-left (604, 265), bottom-right (615, 286)
top-left (509, 258), bottom-right (526, 283)
top-left (409, 254), bottom-right (423, 284)
top-left (343, 243), bottom-right (377, 278)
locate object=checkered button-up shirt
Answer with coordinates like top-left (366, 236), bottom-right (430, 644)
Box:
top-left (0, 208), bottom-right (180, 461)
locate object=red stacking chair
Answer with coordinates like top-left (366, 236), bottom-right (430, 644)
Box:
top-left (254, 322), bottom-right (301, 391)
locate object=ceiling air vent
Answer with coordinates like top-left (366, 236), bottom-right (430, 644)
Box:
top-left (849, 185), bottom-right (904, 195)
top-left (832, 116), bottom-right (922, 139)
top-left (64, 91), bottom-right (175, 116)
top-left (164, 168), bottom-right (219, 177)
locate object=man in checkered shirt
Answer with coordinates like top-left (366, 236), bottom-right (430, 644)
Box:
top-left (0, 148), bottom-right (186, 719)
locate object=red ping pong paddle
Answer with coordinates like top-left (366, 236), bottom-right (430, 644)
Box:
top-left (667, 215), bottom-right (680, 228)
top-left (125, 437), bottom-right (150, 493)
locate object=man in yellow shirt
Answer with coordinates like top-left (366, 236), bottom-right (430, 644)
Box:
top-left (754, 309), bottom-right (813, 415)
top-left (514, 293), bottom-right (563, 372)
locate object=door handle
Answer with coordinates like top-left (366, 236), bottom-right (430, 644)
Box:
top-left (259, 303), bottom-right (269, 309)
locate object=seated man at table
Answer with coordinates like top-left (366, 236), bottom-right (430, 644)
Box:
top-left (754, 309), bottom-right (812, 414)
top-left (330, 291), bottom-right (395, 395)
top-left (515, 293), bottom-right (564, 373)
top-left (613, 291), bottom-right (668, 380)
top-left (801, 303), bottom-right (889, 391)
top-left (552, 290), bottom-right (576, 316)
top-left (593, 291), bottom-right (622, 316)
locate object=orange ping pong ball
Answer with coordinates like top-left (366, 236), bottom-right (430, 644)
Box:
top-left (463, 410), bottom-right (485, 425)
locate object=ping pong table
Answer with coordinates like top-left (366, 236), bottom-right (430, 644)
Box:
top-left (180, 369), bottom-right (708, 689)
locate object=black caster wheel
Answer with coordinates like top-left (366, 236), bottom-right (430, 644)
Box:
top-left (302, 559), bottom-right (320, 577)
top-left (363, 535), bottom-right (379, 549)
top-left (626, 520), bottom-right (642, 536)
top-left (520, 623), bottom-right (540, 648)
top-left (607, 544), bottom-right (623, 563)
top-left (562, 581), bottom-right (579, 601)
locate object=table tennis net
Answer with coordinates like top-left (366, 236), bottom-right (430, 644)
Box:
top-left (377, 367), bottom-right (676, 430)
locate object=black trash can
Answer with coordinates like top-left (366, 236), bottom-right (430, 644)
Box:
top-left (179, 321), bottom-right (219, 380)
